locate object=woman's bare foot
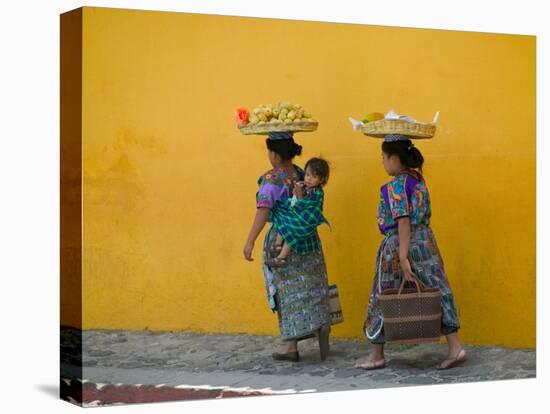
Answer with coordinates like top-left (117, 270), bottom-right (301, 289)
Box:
top-left (437, 348), bottom-right (466, 370)
top-left (355, 355), bottom-right (386, 370)
top-left (282, 340), bottom-right (298, 354)
top-left (440, 333), bottom-right (466, 370)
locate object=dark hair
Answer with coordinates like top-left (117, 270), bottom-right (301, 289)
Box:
top-left (266, 138), bottom-right (302, 161)
top-left (381, 140), bottom-right (424, 173)
top-left (305, 157), bottom-right (330, 186)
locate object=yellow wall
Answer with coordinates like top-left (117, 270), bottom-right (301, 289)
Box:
top-left (73, 7), bottom-right (535, 347)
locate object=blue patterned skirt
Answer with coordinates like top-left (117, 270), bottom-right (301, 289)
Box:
top-left (263, 224), bottom-right (331, 341)
top-left (364, 225), bottom-right (460, 344)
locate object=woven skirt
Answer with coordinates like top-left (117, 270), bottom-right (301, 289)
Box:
top-left (364, 225), bottom-right (460, 344)
top-left (263, 224), bottom-right (331, 341)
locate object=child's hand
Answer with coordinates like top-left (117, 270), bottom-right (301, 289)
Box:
top-left (293, 181), bottom-right (305, 198)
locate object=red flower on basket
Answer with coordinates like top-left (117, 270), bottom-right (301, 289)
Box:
top-left (235, 108), bottom-right (250, 125)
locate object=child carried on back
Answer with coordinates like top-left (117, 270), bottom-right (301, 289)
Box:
top-left (267, 157), bottom-right (330, 267)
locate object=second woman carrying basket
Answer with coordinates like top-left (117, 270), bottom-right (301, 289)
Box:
top-left (355, 131), bottom-right (466, 371)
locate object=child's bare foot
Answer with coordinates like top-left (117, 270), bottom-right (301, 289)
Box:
top-left (269, 244), bottom-right (283, 253)
top-left (266, 257), bottom-right (288, 268)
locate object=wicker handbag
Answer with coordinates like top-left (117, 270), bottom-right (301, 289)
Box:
top-left (328, 284), bottom-right (344, 325)
top-left (379, 277), bottom-right (441, 344)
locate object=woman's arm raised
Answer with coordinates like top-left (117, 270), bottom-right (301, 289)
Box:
top-left (243, 207), bottom-right (271, 261)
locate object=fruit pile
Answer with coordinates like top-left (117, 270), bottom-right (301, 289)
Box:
top-left (235, 102), bottom-right (315, 126)
top-left (362, 112), bottom-right (384, 123)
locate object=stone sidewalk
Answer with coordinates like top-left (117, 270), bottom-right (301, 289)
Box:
top-left (60, 328), bottom-right (536, 406)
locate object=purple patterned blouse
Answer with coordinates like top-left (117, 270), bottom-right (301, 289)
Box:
top-left (256, 165), bottom-right (304, 212)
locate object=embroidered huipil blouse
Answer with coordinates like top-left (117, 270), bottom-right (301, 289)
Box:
top-left (377, 170), bottom-right (432, 236)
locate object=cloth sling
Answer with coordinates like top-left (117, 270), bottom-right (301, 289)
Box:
top-left (271, 188), bottom-right (329, 255)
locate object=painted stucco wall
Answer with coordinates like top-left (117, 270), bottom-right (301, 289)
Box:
top-left (64, 7), bottom-right (535, 347)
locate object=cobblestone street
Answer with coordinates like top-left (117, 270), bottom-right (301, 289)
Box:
top-left (61, 327), bottom-right (536, 406)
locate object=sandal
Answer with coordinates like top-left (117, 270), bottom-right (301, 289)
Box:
top-left (266, 257), bottom-right (288, 268)
top-left (437, 348), bottom-right (466, 370)
top-left (272, 351), bottom-right (299, 362)
top-left (354, 357), bottom-right (386, 370)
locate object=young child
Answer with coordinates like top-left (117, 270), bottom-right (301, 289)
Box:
top-left (266, 157), bottom-right (330, 267)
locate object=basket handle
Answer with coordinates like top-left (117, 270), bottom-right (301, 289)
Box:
top-left (397, 275), bottom-right (428, 295)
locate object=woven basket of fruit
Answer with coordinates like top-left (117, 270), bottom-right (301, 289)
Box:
top-left (238, 120), bottom-right (318, 135)
top-left (362, 119), bottom-right (435, 138)
top-left (235, 102), bottom-right (318, 135)
top-left (350, 110), bottom-right (438, 139)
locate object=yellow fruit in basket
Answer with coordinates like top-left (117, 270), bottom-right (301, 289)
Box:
top-left (272, 108), bottom-right (280, 117)
top-left (283, 119), bottom-right (293, 124)
top-left (280, 101), bottom-right (292, 110)
top-left (295, 109), bottom-right (304, 119)
top-left (294, 103), bottom-right (303, 109)
top-left (303, 111), bottom-right (312, 119)
top-left (293, 118), bottom-right (302, 123)
top-left (249, 115), bottom-right (259, 124)
top-left (287, 110), bottom-right (296, 120)
top-left (258, 113), bottom-right (268, 122)
top-left (363, 112), bottom-right (385, 123)
top-left (264, 108), bottom-right (273, 118)
top-left (270, 118), bottom-right (281, 124)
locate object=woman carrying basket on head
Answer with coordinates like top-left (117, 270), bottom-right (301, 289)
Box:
top-left (243, 130), bottom-right (331, 362)
top-left (354, 114), bottom-right (465, 371)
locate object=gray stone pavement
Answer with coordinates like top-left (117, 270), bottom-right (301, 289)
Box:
top-left (61, 328), bottom-right (536, 397)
